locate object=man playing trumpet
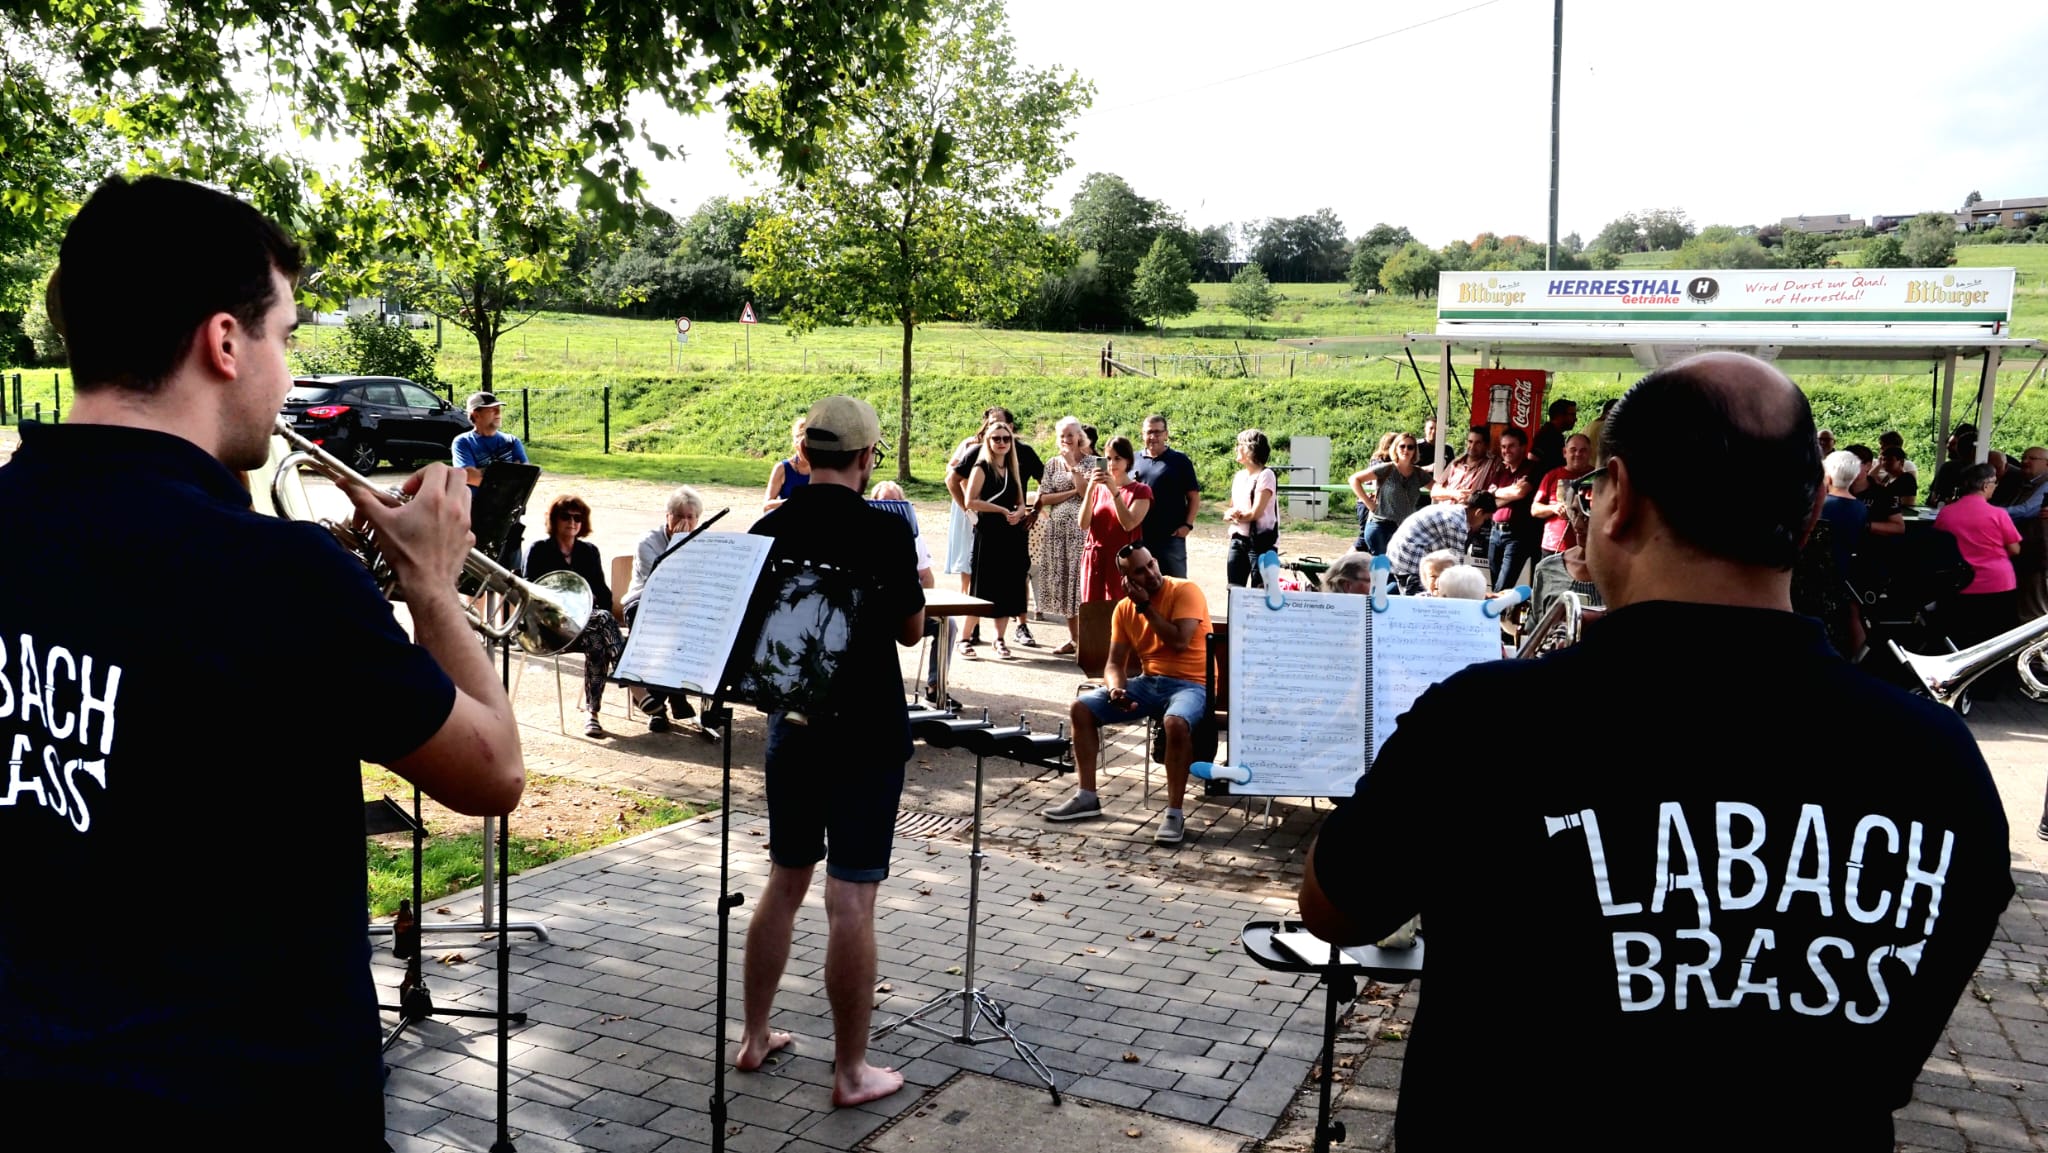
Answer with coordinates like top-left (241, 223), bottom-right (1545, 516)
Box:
top-left (0, 176), bottom-right (524, 1144)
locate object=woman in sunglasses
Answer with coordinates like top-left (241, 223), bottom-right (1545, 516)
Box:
top-left (962, 421), bottom-right (1031, 659)
top-left (526, 494), bottom-right (624, 736)
top-left (1349, 431), bottom-right (1428, 555)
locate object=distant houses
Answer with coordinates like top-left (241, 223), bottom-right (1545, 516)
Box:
top-left (1781, 198), bottom-right (2044, 238)
top-left (1781, 214), bottom-right (1867, 235)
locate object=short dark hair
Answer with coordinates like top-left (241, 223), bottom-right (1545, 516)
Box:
top-left (983, 406), bottom-right (1015, 426)
top-left (56, 176), bottom-right (304, 394)
top-left (1549, 398), bottom-right (1576, 419)
top-left (1959, 462), bottom-right (1997, 493)
top-left (1601, 359), bottom-right (1820, 570)
top-left (1107, 435), bottom-right (1136, 466)
top-left (1466, 424), bottom-right (1488, 439)
top-left (1237, 428), bottom-right (1271, 466)
top-left (1878, 430), bottom-right (1904, 449)
top-left (1498, 426), bottom-right (1527, 447)
top-left (804, 446), bottom-right (860, 471)
top-left (1845, 443), bottom-right (1875, 464)
top-left (1464, 491), bottom-right (1497, 513)
top-left (1081, 423), bottom-right (1099, 451)
top-left (1879, 445), bottom-right (1906, 465)
top-left (1144, 414), bottom-right (1168, 431)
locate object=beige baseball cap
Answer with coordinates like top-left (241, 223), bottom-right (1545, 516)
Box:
top-left (803, 395), bottom-right (883, 451)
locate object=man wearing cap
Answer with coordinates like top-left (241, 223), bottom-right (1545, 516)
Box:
top-left (1299, 352), bottom-right (2012, 1149)
top-left (736, 395), bottom-right (925, 1108)
top-left (452, 391), bottom-right (532, 571)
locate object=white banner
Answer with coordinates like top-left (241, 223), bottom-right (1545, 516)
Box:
top-left (1438, 268), bottom-right (2015, 330)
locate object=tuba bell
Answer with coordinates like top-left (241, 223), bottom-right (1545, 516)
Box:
top-left (1888, 612), bottom-right (2048, 709)
top-left (1516, 591), bottom-right (1604, 658)
top-left (267, 416), bottom-right (592, 655)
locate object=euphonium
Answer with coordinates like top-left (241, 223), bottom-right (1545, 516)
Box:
top-left (267, 416), bottom-right (593, 655)
top-left (1889, 612), bottom-right (2048, 709)
top-left (1516, 591), bottom-right (1604, 658)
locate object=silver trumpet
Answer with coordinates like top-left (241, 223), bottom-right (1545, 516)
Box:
top-left (1516, 591), bottom-right (1604, 658)
top-left (268, 416), bottom-right (593, 655)
top-left (1889, 613), bottom-right (2048, 709)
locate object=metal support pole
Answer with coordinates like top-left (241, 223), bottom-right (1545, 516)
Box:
top-left (1977, 348), bottom-right (2004, 463)
top-left (603, 386), bottom-right (611, 455)
top-left (1546, 0), bottom-right (1563, 271)
top-left (521, 388), bottom-right (531, 445)
top-left (1437, 342), bottom-right (1454, 468)
top-left (1935, 352), bottom-right (1959, 473)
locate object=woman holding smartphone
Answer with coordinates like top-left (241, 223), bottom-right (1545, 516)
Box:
top-left (1030, 416), bottom-right (1090, 654)
top-left (1077, 435), bottom-right (1153, 605)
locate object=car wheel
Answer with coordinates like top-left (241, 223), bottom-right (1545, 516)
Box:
top-left (346, 439), bottom-right (379, 473)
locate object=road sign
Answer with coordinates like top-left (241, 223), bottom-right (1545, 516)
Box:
top-left (675, 316), bottom-right (691, 334)
top-left (739, 302), bottom-right (758, 325)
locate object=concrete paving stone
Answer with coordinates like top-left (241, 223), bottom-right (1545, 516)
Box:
top-left (386, 1066), bottom-right (460, 1104)
top-left (383, 1094), bottom-right (454, 1136)
top-left (527, 961), bottom-right (599, 986)
top-left (646, 1104), bottom-right (715, 1142)
top-left (1062, 1074), bottom-right (1157, 1108)
top-left (1960, 1054), bottom-right (2048, 1085)
top-left (572, 1083), bottom-right (672, 1128)
top-left (520, 1000), bottom-right (604, 1031)
top-left (1095, 1059), bottom-right (1186, 1091)
top-left (537, 983), bottom-right (609, 1009)
top-left (1139, 1088), bottom-right (1225, 1125)
top-left (419, 1110), bottom-right (509, 1151)
top-left (1207, 1042), bottom-right (1267, 1066)
top-left (577, 1036), bottom-right (671, 1070)
top-left (1212, 1103), bottom-right (1284, 1138)
top-left (590, 1015), bottom-right (672, 1045)
top-left (1955, 1108), bottom-right (2035, 1149)
top-left (518, 1022), bottom-right (602, 1052)
top-left (426, 1079), bottom-right (517, 1121)
top-left (1264, 1028), bottom-right (1327, 1060)
top-left (386, 1044), bottom-right (469, 1076)
top-left (1145, 1048), bottom-right (1233, 1079)
top-left (506, 1098), bottom-right (601, 1140)
top-left (573, 1059), bottom-right (671, 1096)
top-left (432, 1054), bottom-right (511, 1090)
top-left (722, 1091), bottom-right (814, 1132)
top-left (384, 1133), bottom-right (443, 1153)
top-left (589, 955), bottom-right (665, 983)
top-left (895, 1057), bottom-right (963, 1087)
top-left (585, 973), bottom-right (662, 999)
top-left (1131, 1027), bottom-right (1219, 1057)
top-left (790, 1104), bottom-right (893, 1148)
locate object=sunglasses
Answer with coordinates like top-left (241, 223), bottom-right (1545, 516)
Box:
top-left (989, 436), bottom-right (1014, 444)
top-left (1570, 466), bottom-right (1607, 514)
top-left (560, 512), bottom-right (586, 523)
top-left (1396, 443), bottom-right (1417, 451)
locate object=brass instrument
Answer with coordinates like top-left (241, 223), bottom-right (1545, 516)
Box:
top-left (1888, 613), bottom-right (2048, 709)
top-left (268, 416), bottom-right (593, 655)
top-left (1515, 591), bottom-right (1604, 658)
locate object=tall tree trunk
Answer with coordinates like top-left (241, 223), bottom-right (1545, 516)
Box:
top-left (477, 327), bottom-right (496, 392)
top-left (897, 315), bottom-right (914, 483)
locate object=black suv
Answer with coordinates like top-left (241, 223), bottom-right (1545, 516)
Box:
top-left (282, 376), bottom-right (472, 472)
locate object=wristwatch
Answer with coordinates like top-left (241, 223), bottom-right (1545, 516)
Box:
top-left (1183, 521), bottom-right (1195, 530)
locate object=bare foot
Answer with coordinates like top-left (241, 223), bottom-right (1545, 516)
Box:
top-left (833, 1063), bottom-right (905, 1107)
top-left (733, 1030), bottom-right (794, 1071)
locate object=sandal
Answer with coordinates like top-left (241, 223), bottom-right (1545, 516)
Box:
top-left (1052, 641), bottom-right (1077, 656)
top-left (994, 638), bottom-right (1014, 660)
top-left (958, 640), bottom-right (979, 660)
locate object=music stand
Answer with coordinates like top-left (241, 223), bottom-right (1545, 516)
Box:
top-left (463, 461), bottom-right (541, 590)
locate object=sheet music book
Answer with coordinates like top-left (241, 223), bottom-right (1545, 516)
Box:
top-left (1225, 588), bottom-right (1504, 797)
top-left (613, 532), bottom-right (774, 695)
top-left (1226, 587), bottom-right (1371, 797)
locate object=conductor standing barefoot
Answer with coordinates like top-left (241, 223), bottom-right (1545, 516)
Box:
top-left (734, 396), bottom-right (925, 1107)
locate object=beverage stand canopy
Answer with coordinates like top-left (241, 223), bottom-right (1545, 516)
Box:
top-left (1284, 268), bottom-right (2046, 475)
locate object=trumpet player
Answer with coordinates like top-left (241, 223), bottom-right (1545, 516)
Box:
top-left (0, 176), bottom-right (523, 1145)
top-left (1299, 352), bottom-right (2012, 1150)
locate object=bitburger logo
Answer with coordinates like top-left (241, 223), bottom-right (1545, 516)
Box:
top-left (1686, 276), bottom-right (1720, 304)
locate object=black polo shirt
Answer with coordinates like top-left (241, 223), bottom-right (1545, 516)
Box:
top-left (1132, 446), bottom-right (1201, 547)
top-left (1315, 601), bottom-right (2012, 1150)
top-left (0, 422), bottom-right (455, 1137)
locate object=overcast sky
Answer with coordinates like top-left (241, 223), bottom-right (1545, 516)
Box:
top-left (640, 0), bottom-right (2048, 247)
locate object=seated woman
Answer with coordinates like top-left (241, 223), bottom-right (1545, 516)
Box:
top-left (623, 486), bottom-right (702, 731)
top-left (1417, 549), bottom-right (1464, 597)
top-left (526, 494), bottom-right (625, 738)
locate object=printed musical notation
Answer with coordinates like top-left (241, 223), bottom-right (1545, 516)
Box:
top-left (1370, 596), bottom-right (1502, 760)
top-left (614, 532), bottom-right (774, 694)
top-left (1226, 588), bottom-right (1370, 797)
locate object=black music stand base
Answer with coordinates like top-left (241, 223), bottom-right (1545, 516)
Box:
top-left (871, 748), bottom-right (1060, 1105)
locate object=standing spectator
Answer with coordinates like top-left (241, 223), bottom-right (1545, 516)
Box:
top-left (1368, 431), bottom-right (1398, 465)
top-left (1530, 433), bottom-right (1593, 560)
top-left (525, 495), bottom-right (624, 738)
top-left (1431, 426), bottom-right (1495, 504)
top-left (1350, 432), bottom-right (1427, 555)
top-left (1387, 493), bottom-right (1496, 596)
top-left (1926, 423), bottom-right (1978, 507)
top-left (1131, 414), bottom-right (1202, 577)
top-left (1224, 428), bottom-right (1279, 588)
top-left (952, 405), bottom-right (1044, 647)
top-left (872, 480), bottom-right (953, 706)
top-left (1415, 416), bottom-right (1444, 470)
top-left (624, 485), bottom-right (703, 731)
top-left (1586, 397), bottom-right (1618, 459)
top-left (1527, 488), bottom-right (1602, 630)
top-left (1031, 417), bottom-right (1091, 655)
top-left (1080, 436), bottom-right (1154, 605)
top-left (737, 395), bottom-right (923, 1109)
top-left (962, 420), bottom-right (1030, 660)
top-left (1935, 462), bottom-right (2021, 697)
top-left (1816, 428), bottom-right (1835, 456)
top-left (1529, 397), bottom-right (1578, 476)
top-left (763, 417), bottom-right (812, 511)
top-left (1484, 426), bottom-right (1541, 591)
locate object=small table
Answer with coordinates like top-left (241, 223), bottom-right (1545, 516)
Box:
top-left (921, 587), bottom-right (994, 705)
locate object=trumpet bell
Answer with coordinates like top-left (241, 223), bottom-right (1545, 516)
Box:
top-left (1888, 611), bottom-right (2048, 709)
top-left (516, 570), bottom-right (595, 656)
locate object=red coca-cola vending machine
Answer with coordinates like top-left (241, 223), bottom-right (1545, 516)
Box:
top-left (1469, 368), bottom-right (1548, 451)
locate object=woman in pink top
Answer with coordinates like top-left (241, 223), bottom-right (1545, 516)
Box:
top-left (1934, 461), bottom-right (2021, 696)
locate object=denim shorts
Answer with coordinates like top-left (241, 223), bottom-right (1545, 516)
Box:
top-left (1079, 674), bottom-right (1206, 729)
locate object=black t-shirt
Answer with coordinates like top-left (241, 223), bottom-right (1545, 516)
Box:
top-left (1315, 601), bottom-right (2012, 1150)
top-left (748, 483), bottom-right (924, 761)
top-left (1531, 422), bottom-right (1568, 476)
top-left (1131, 447), bottom-right (1201, 546)
top-left (0, 423), bottom-right (456, 1135)
top-left (526, 537), bottom-right (613, 611)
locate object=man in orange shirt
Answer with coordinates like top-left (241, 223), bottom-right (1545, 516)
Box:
top-left (1044, 543), bottom-right (1209, 844)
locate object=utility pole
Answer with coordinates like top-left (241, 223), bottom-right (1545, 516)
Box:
top-left (1547, 0), bottom-right (1563, 271)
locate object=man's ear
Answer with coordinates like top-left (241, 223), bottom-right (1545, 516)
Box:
top-left (1600, 458), bottom-right (1640, 545)
top-left (194, 312), bottom-right (239, 380)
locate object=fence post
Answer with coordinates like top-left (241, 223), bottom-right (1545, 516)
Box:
top-left (521, 388), bottom-right (531, 444)
top-left (603, 386), bottom-right (611, 455)
top-left (12, 373), bottom-right (20, 422)
top-left (52, 372), bottom-right (60, 422)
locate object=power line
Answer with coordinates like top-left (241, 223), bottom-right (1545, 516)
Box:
top-left (1086, 0), bottom-right (1512, 117)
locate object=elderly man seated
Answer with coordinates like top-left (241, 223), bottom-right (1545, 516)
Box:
top-left (624, 485), bottom-right (703, 731)
top-left (1044, 543), bottom-right (1209, 845)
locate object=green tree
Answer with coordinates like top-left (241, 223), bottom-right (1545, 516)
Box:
top-left (1640, 208), bottom-right (1696, 251)
top-left (1347, 224), bottom-right (1415, 294)
top-left (1193, 225), bottom-right (1235, 278)
top-left (1062, 173), bottom-right (1189, 317)
top-left (741, 0), bottom-right (1091, 482)
top-left (1593, 214), bottom-right (1643, 254)
top-left (293, 314), bottom-right (441, 390)
top-left (1780, 229), bottom-right (1831, 270)
top-left (1900, 212), bottom-right (1958, 267)
top-left (1379, 241), bottom-right (1442, 298)
top-left (1226, 263), bottom-right (1278, 323)
top-left (1129, 236), bottom-right (1197, 330)
top-left (680, 197), bottom-right (764, 269)
top-left (1250, 210), bottom-right (1348, 281)
top-left (1861, 234), bottom-right (1907, 269)
top-left (1672, 234), bottom-right (1776, 269)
